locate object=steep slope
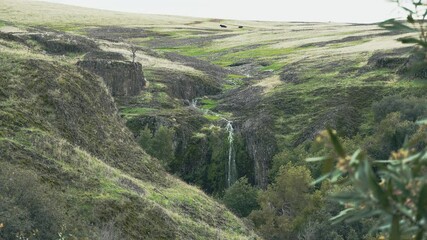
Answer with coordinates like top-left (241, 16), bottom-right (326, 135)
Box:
top-left (2, 2), bottom-right (427, 235)
top-left (3, 0), bottom-right (421, 192)
top-left (0, 26), bottom-right (257, 240)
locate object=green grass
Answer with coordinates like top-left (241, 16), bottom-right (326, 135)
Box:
top-left (204, 114), bottom-right (222, 121)
top-left (200, 99), bottom-right (218, 110)
top-left (261, 62), bottom-right (287, 71)
top-left (227, 74), bottom-right (246, 80)
top-left (120, 107), bottom-right (156, 117)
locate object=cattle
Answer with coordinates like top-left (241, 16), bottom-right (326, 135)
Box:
top-left (238, 26), bottom-right (244, 29)
top-left (220, 24), bottom-right (227, 28)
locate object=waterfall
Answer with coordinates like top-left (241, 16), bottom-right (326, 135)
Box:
top-left (187, 98), bottom-right (237, 187)
top-left (226, 121), bottom-right (237, 187)
top-left (190, 99), bottom-right (198, 108)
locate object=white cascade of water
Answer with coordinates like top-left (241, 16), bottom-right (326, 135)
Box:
top-left (190, 99), bottom-right (198, 108)
top-left (226, 121), bottom-right (237, 187)
top-left (187, 99), bottom-right (237, 187)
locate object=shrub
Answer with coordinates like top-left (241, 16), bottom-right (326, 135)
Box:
top-left (366, 112), bottom-right (418, 159)
top-left (222, 177), bottom-right (259, 217)
top-left (372, 95), bottom-right (427, 122)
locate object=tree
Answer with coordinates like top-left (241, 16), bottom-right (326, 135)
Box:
top-left (130, 44), bottom-right (138, 63)
top-left (138, 125), bottom-right (175, 168)
top-left (222, 177), bottom-right (259, 217)
top-left (249, 163), bottom-right (315, 240)
top-left (138, 126), bottom-right (153, 153)
top-left (150, 126), bottom-right (175, 167)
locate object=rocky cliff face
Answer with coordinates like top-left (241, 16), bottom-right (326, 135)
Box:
top-left (77, 60), bottom-right (146, 97)
top-left (148, 69), bottom-right (222, 100)
top-left (241, 114), bottom-right (277, 188)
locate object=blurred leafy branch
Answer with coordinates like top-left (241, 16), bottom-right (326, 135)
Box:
top-left (381, 0), bottom-right (427, 52)
top-left (309, 124), bottom-right (427, 240)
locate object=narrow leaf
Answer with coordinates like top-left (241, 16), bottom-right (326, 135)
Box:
top-left (306, 156), bottom-right (327, 162)
top-left (327, 128), bottom-right (346, 158)
top-left (417, 185), bottom-right (427, 221)
top-left (390, 215), bottom-right (401, 240)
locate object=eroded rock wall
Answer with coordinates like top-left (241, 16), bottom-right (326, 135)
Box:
top-left (77, 60), bottom-right (146, 97)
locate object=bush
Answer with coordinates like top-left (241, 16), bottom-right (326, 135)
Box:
top-left (372, 95), bottom-right (427, 122)
top-left (366, 112), bottom-right (418, 159)
top-left (222, 177), bottom-right (259, 217)
top-left (138, 125), bottom-right (175, 168)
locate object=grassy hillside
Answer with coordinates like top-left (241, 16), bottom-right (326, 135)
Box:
top-left (1, 0), bottom-right (427, 239)
top-left (0, 1), bottom-right (259, 239)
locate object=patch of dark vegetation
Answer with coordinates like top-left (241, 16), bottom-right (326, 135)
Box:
top-left (280, 65), bottom-right (300, 83)
top-left (373, 95), bottom-right (427, 122)
top-left (228, 61), bottom-right (251, 67)
top-left (29, 32), bottom-right (98, 55)
top-left (294, 86), bottom-right (387, 146)
top-left (84, 51), bottom-right (126, 61)
top-left (228, 61), bottom-right (275, 79)
top-left (301, 35), bottom-right (366, 48)
top-left (86, 26), bottom-right (165, 41)
top-left (149, 33), bottom-right (237, 48)
top-left (0, 163), bottom-right (67, 240)
top-left (77, 60), bottom-right (146, 97)
top-left (300, 32), bottom-right (398, 48)
top-left (184, 20), bottom-right (204, 25)
top-left (291, 28), bottom-right (315, 32)
top-left (0, 32), bottom-right (28, 45)
top-left (300, 32), bottom-right (397, 48)
top-left (218, 86), bottom-right (264, 115)
top-left (294, 104), bottom-right (362, 146)
top-left (118, 177), bottom-right (145, 196)
top-left (164, 52), bottom-right (230, 80)
top-left (367, 48), bottom-right (410, 70)
top-left (267, 92), bottom-right (305, 116)
top-left (363, 47), bottom-right (427, 78)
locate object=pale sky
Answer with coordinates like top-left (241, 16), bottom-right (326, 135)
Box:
top-left (42, 0), bottom-right (405, 23)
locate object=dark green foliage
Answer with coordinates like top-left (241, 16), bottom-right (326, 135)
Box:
top-left (366, 112), bottom-right (418, 159)
top-left (222, 177), bottom-right (259, 217)
top-left (151, 126), bottom-right (175, 167)
top-left (269, 148), bottom-right (307, 181)
top-left (138, 126), bottom-right (153, 153)
top-left (249, 163), bottom-right (315, 240)
top-left (138, 125), bottom-right (175, 168)
top-left (372, 95), bottom-right (427, 122)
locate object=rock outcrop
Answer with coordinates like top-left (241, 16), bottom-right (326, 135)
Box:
top-left (77, 60), bottom-right (146, 97)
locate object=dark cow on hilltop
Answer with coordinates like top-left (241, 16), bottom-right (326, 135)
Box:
top-left (220, 24), bottom-right (227, 28)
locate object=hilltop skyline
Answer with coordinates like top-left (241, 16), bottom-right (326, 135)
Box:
top-left (42, 0), bottom-right (403, 23)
